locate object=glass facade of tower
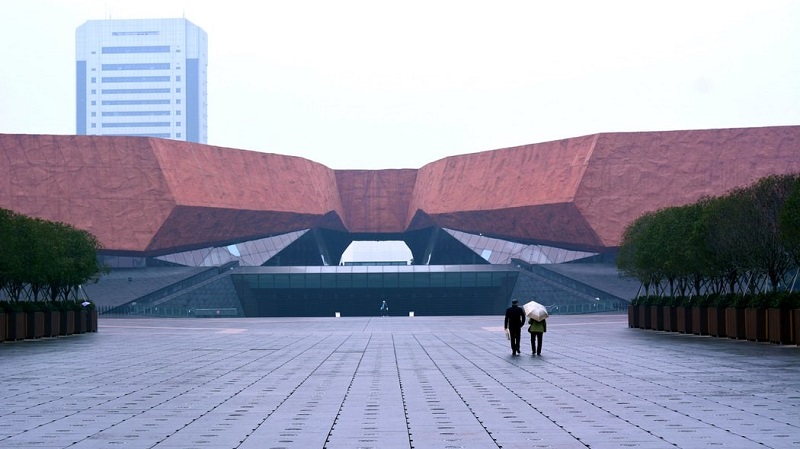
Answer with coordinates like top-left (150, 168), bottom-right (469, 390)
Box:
top-left (76, 18), bottom-right (208, 143)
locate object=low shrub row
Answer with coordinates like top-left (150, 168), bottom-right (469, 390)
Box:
top-left (630, 292), bottom-right (800, 309)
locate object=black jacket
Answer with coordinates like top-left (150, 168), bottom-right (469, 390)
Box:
top-left (504, 305), bottom-right (525, 330)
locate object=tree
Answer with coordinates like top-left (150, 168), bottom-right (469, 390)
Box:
top-left (779, 175), bottom-right (800, 265)
top-left (617, 211), bottom-right (663, 296)
top-left (704, 187), bottom-right (758, 294)
top-left (0, 208), bottom-right (17, 298)
top-left (48, 221), bottom-right (105, 300)
top-left (745, 174), bottom-right (798, 291)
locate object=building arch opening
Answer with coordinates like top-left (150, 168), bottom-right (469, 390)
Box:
top-left (339, 240), bottom-right (413, 266)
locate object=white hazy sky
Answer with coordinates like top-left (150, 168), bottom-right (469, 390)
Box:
top-left (1, 0), bottom-right (799, 169)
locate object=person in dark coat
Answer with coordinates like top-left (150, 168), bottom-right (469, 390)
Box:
top-left (504, 299), bottom-right (526, 355)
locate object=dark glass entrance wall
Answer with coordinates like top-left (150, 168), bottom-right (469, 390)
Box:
top-left (231, 265), bottom-right (518, 317)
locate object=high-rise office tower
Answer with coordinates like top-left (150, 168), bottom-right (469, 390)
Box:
top-left (76, 18), bottom-right (208, 143)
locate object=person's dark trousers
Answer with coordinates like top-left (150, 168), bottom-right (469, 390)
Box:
top-left (530, 332), bottom-right (543, 355)
top-left (510, 328), bottom-right (522, 354)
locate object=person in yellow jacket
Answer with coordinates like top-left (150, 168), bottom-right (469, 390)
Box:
top-left (528, 317), bottom-right (547, 355)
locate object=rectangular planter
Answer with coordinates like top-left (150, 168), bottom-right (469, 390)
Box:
top-left (663, 306), bottom-right (677, 332)
top-left (767, 308), bottom-right (791, 345)
top-left (708, 307), bottom-right (727, 337)
top-left (60, 310), bottom-right (75, 336)
top-left (726, 308), bottom-right (746, 339)
top-left (44, 311), bottom-right (60, 337)
top-left (87, 309), bottom-right (98, 332)
top-left (75, 310), bottom-right (87, 334)
top-left (650, 306), bottom-right (664, 331)
top-left (676, 307), bottom-right (693, 334)
top-left (7, 311), bottom-right (27, 341)
top-left (26, 311), bottom-right (45, 339)
top-left (638, 306), bottom-right (651, 329)
top-left (794, 309), bottom-right (800, 345)
top-left (745, 308), bottom-right (767, 342)
top-left (628, 305), bottom-right (639, 328)
top-left (692, 307), bottom-right (708, 335)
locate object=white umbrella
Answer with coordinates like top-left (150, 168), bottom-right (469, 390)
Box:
top-left (523, 300), bottom-right (549, 322)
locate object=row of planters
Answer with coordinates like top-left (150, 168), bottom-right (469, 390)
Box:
top-left (627, 292), bottom-right (800, 345)
top-left (0, 300), bottom-right (98, 342)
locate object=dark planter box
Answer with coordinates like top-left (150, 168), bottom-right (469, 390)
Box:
top-left (44, 311), bottom-right (60, 337)
top-left (650, 306), bottom-right (664, 331)
top-left (745, 308), bottom-right (767, 342)
top-left (87, 309), bottom-right (98, 332)
top-left (708, 307), bottom-right (726, 337)
top-left (663, 306), bottom-right (677, 332)
top-left (0, 312), bottom-right (6, 342)
top-left (638, 306), bottom-right (651, 329)
top-left (794, 309), bottom-right (800, 345)
top-left (767, 308), bottom-right (791, 345)
top-left (75, 310), bottom-right (87, 334)
top-left (692, 307), bottom-right (708, 335)
top-left (60, 310), bottom-right (75, 335)
top-left (628, 305), bottom-right (639, 328)
top-left (8, 311), bottom-right (27, 341)
top-left (26, 311), bottom-right (45, 339)
top-left (726, 308), bottom-right (746, 339)
top-left (676, 307), bottom-right (693, 334)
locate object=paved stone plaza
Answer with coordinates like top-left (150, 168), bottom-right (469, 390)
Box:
top-left (1, 313), bottom-right (798, 449)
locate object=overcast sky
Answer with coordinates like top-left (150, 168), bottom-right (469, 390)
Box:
top-left (1, 0), bottom-right (799, 169)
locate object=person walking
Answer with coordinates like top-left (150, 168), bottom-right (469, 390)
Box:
top-left (504, 299), bottom-right (525, 356)
top-left (380, 300), bottom-right (389, 317)
top-left (528, 316), bottom-right (547, 355)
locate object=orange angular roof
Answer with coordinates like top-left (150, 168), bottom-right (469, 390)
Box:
top-left (1, 125), bottom-right (799, 255)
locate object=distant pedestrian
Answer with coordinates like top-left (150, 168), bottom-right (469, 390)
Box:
top-left (504, 299), bottom-right (525, 355)
top-left (380, 300), bottom-right (389, 317)
top-left (528, 317), bottom-right (547, 355)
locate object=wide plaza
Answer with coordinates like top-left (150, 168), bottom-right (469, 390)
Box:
top-left (1, 313), bottom-right (798, 449)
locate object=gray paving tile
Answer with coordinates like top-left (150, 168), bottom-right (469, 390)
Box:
top-left (1, 314), bottom-right (799, 449)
